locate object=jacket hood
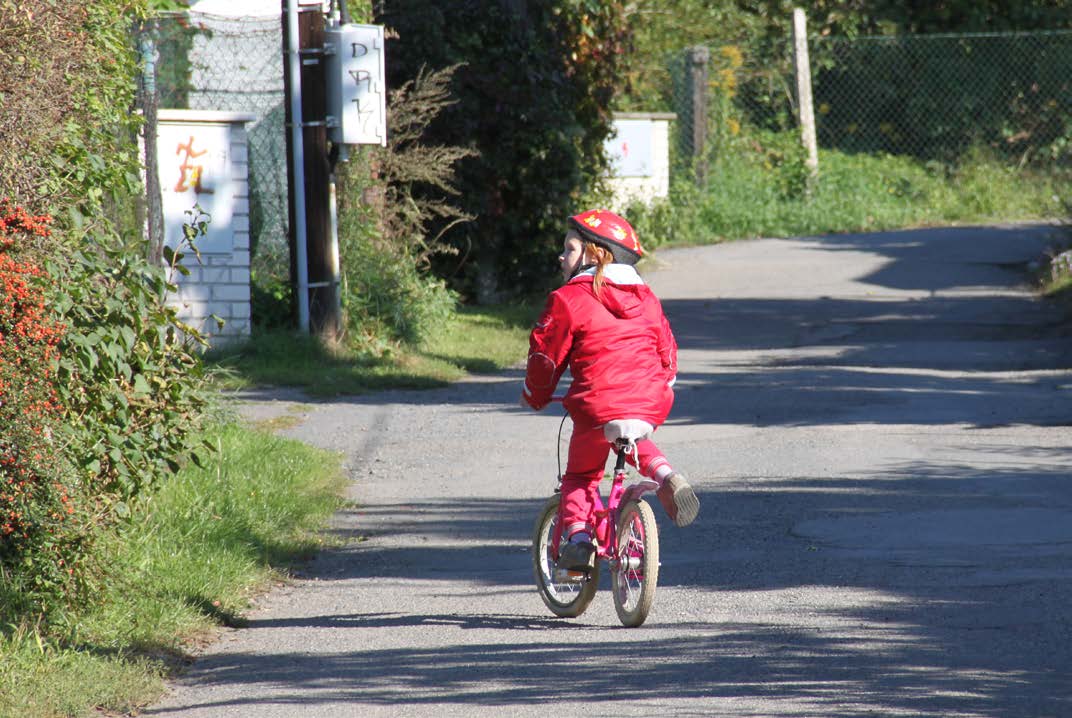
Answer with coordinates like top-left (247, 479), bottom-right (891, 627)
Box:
top-left (570, 264), bottom-right (648, 319)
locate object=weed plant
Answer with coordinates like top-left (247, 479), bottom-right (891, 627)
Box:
top-left (332, 65), bottom-right (469, 348)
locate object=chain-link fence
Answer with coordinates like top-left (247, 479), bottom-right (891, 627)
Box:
top-left (813, 31), bottom-right (1072, 165)
top-left (134, 18), bottom-right (1070, 263)
top-left (663, 41), bottom-right (795, 176)
top-left (667, 29), bottom-right (1072, 179)
top-left (136, 11), bottom-right (290, 282)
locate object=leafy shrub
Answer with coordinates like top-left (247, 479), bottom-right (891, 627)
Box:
top-left (250, 271), bottom-right (294, 332)
top-left (47, 224), bottom-right (212, 501)
top-left (338, 210), bottom-right (458, 347)
top-left (0, 206), bottom-right (86, 616)
top-left (1, 0), bottom-right (217, 625)
top-left (2, 0), bottom-right (210, 503)
top-left (623, 179), bottom-right (707, 250)
top-left (0, 1), bottom-right (143, 215)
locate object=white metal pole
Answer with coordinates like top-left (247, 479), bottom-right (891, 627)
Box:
top-left (287, 0), bottom-right (311, 332)
top-left (792, 7), bottom-right (819, 181)
top-left (328, 173), bottom-right (342, 332)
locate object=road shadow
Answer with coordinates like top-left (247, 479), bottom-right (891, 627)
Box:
top-left (171, 432), bottom-right (1069, 715)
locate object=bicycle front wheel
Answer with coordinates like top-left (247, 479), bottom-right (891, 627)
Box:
top-left (532, 495), bottom-right (598, 618)
top-left (612, 499), bottom-right (659, 627)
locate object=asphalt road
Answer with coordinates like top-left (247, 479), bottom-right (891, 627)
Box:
top-left (146, 224), bottom-right (1072, 717)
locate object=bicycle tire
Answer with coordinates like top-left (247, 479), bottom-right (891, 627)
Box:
top-left (532, 495), bottom-right (599, 618)
top-left (612, 499), bottom-right (659, 627)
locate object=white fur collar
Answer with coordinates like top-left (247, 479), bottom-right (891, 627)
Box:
top-left (573, 264), bottom-right (644, 285)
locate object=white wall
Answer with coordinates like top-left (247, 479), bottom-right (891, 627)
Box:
top-left (157, 110), bottom-right (255, 348)
top-left (604, 112), bottom-right (676, 208)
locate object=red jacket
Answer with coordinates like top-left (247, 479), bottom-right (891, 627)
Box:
top-left (523, 266), bottom-right (678, 427)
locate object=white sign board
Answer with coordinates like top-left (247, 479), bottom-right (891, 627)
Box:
top-left (326, 24), bottom-right (387, 146)
top-left (157, 120), bottom-right (236, 253)
top-left (604, 119), bottom-right (655, 178)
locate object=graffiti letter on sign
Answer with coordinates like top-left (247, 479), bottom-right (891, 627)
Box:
top-left (348, 69), bottom-right (372, 94)
top-left (174, 136), bottom-right (213, 194)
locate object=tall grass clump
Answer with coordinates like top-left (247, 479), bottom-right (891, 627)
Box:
top-left (0, 423), bottom-right (345, 717)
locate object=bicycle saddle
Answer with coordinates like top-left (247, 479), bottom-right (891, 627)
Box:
top-left (603, 419), bottom-right (654, 447)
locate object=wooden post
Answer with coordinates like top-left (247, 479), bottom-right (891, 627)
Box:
top-left (300, 6), bottom-right (340, 340)
top-left (688, 46), bottom-right (710, 187)
top-left (792, 8), bottom-right (819, 187)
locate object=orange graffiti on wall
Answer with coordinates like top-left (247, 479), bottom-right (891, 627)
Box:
top-left (174, 136), bottom-right (213, 194)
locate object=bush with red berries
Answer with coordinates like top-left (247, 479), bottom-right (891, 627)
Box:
top-left (0, 203), bottom-right (87, 613)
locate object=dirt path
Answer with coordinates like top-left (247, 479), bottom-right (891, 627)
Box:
top-left (146, 224), bottom-right (1072, 717)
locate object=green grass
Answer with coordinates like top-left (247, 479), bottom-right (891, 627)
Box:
top-left (714, 150), bottom-right (1065, 239)
top-left (1048, 274), bottom-right (1072, 297)
top-left (0, 632), bottom-right (164, 718)
top-left (421, 303), bottom-right (539, 373)
top-left (0, 423), bottom-right (345, 718)
top-left (208, 302), bottom-right (538, 396)
top-left (631, 139), bottom-right (1070, 250)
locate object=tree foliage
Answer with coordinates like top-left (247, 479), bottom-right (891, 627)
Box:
top-left (375, 0), bottom-right (631, 299)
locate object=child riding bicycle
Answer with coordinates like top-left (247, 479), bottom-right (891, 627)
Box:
top-left (521, 209), bottom-right (700, 572)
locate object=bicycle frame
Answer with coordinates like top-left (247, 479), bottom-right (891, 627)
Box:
top-left (534, 398), bottom-right (663, 626)
top-left (550, 442), bottom-right (658, 575)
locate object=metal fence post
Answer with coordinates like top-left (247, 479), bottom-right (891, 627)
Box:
top-left (792, 8), bottom-right (819, 188)
top-left (283, 0), bottom-right (311, 332)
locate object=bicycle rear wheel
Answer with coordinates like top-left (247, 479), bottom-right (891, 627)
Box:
top-left (532, 495), bottom-right (598, 618)
top-left (612, 499), bottom-right (659, 627)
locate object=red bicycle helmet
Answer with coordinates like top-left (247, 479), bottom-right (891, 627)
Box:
top-left (567, 209), bottom-right (643, 265)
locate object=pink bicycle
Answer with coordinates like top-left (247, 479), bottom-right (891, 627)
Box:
top-left (532, 401), bottom-right (660, 627)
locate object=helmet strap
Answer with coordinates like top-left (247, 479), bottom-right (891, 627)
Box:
top-left (569, 262), bottom-right (595, 280)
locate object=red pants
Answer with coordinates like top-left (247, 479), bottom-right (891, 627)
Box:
top-left (559, 420), bottom-right (669, 538)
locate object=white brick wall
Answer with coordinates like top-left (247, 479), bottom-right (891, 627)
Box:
top-left (158, 110), bottom-right (255, 349)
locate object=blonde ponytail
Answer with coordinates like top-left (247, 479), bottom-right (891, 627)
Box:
top-left (586, 242), bottom-right (614, 296)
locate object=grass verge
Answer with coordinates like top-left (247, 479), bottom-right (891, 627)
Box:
top-left (1042, 258), bottom-right (1072, 316)
top-left (208, 302), bottom-right (538, 396)
top-left (628, 140), bottom-right (1070, 249)
top-left (0, 423), bottom-right (345, 717)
